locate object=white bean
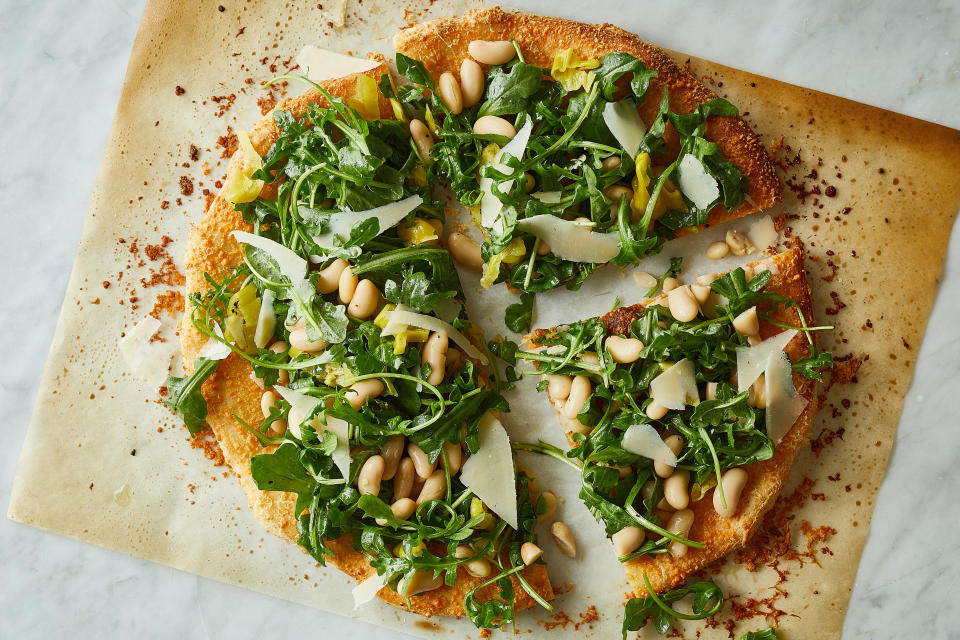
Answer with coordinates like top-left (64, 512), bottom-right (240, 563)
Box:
top-left (338, 266), bottom-right (358, 304)
top-left (605, 335), bottom-right (644, 364)
top-left (706, 241), bottom-right (729, 260)
top-left (655, 435), bottom-right (684, 478)
top-left (562, 375), bottom-right (591, 419)
top-left (667, 285), bottom-right (700, 322)
top-left (407, 442), bottom-right (436, 479)
top-left (289, 328), bottom-right (328, 354)
top-left (520, 542), bottom-right (543, 565)
top-left (459, 58), bottom-right (484, 107)
top-left (602, 156), bottom-right (622, 171)
top-left (748, 374), bottom-right (767, 408)
top-left (393, 458), bottom-right (415, 501)
top-left (437, 71), bottom-right (463, 114)
top-left (705, 381), bottom-right (718, 401)
top-left (380, 435), bottom-right (405, 481)
top-left (422, 331), bottom-right (449, 385)
top-left (409, 118), bottom-right (434, 161)
top-left (667, 509), bottom-right (696, 557)
top-left (390, 497), bottom-right (417, 521)
top-left (473, 115), bottom-right (516, 138)
top-left (260, 390), bottom-right (287, 437)
top-left (714, 467), bottom-right (749, 518)
top-left (316, 258), bottom-right (349, 294)
top-left (417, 469), bottom-right (447, 504)
top-left (645, 400), bottom-right (668, 420)
top-left (538, 491), bottom-right (557, 522)
top-left (733, 306), bottom-right (760, 336)
top-left (357, 455), bottom-right (385, 496)
top-left (726, 229), bottom-right (751, 256)
top-left (345, 378), bottom-right (384, 411)
top-left (467, 39), bottom-right (516, 66)
top-left (664, 469), bottom-right (690, 510)
top-left (611, 526), bottom-right (645, 556)
top-left (442, 441), bottom-right (463, 475)
top-left (550, 521), bottom-right (577, 558)
top-left (546, 374), bottom-right (573, 403)
top-left (690, 283), bottom-right (712, 305)
top-left (604, 185), bottom-right (633, 220)
top-left (662, 277), bottom-right (681, 292)
top-left (447, 232), bottom-right (484, 270)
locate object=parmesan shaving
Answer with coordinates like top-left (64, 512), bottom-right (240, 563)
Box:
top-left (748, 215), bottom-right (778, 253)
top-left (274, 385), bottom-right (350, 479)
top-left (296, 46), bottom-right (379, 83)
top-left (312, 195), bottom-right (422, 248)
top-left (352, 571), bottom-right (388, 608)
top-left (677, 154), bottom-right (720, 210)
top-left (531, 190), bottom-right (562, 204)
top-left (764, 350), bottom-right (809, 444)
top-left (515, 215), bottom-right (620, 264)
top-left (736, 330), bottom-right (797, 392)
top-left (649, 358), bottom-right (699, 410)
top-left (621, 423), bottom-right (677, 467)
top-left (479, 120), bottom-right (533, 233)
top-left (381, 307), bottom-right (488, 365)
top-left (118, 315), bottom-right (173, 387)
top-left (459, 412), bottom-right (518, 529)
top-left (602, 99), bottom-right (646, 158)
top-left (231, 231), bottom-right (313, 300)
top-left (197, 324), bottom-right (231, 361)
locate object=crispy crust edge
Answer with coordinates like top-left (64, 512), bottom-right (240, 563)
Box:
top-left (528, 248), bottom-right (819, 597)
top-left (393, 6), bottom-right (783, 224)
top-left (178, 58), bottom-right (553, 618)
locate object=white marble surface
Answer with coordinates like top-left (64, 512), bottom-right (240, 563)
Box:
top-left (2, 0), bottom-right (958, 638)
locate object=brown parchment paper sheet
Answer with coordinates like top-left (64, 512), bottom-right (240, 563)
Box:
top-left (8, 1), bottom-right (960, 638)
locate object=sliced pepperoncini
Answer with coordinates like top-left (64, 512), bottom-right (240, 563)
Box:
top-left (345, 73), bottom-right (380, 121)
top-left (398, 218), bottom-right (442, 246)
top-left (222, 130), bottom-right (265, 204)
top-left (480, 236), bottom-right (526, 289)
top-left (550, 48), bottom-right (600, 92)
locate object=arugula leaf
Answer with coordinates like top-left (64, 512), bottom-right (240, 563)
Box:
top-left (593, 52), bottom-right (657, 101)
top-left (740, 629), bottom-right (779, 640)
top-left (383, 268), bottom-right (457, 313)
top-left (164, 357), bottom-right (220, 435)
top-left (478, 62), bottom-right (544, 117)
top-left (250, 443), bottom-right (319, 496)
top-left (622, 578), bottom-right (723, 638)
top-left (504, 292), bottom-right (535, 333)
top-left (792, 347), bottom-right (834, 380)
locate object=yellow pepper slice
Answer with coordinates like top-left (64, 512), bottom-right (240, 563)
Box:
top-left (630, 152), bottom-right (687, 222)
top-left (480, 237), bottom-right (526, 289)
top-left (222, 130), bottom-right (265, 204)
top-left (398, 218), bottom-right (442, 246)
top-left (550, 48), bottom-right (600, 92)
top-left (345, 73), bottom-right (380, 121)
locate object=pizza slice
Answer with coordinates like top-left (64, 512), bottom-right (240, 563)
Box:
top-left (391, 7), bottom-right (782, 328)
top-left (516, 248), bottom-right (828, 626)
top-left (170, 59), bottom-right (554, 626)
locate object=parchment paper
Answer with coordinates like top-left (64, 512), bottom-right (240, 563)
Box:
top-left (8, 1), bottom-right (960, 638)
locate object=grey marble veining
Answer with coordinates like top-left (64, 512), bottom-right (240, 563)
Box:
top-left (1, 0), bottom-right (958, 638)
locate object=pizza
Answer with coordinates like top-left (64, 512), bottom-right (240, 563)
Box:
top-left (521, 248), bottom-right (823, 616)
top-left (166, 7), bottom-right (830, 637)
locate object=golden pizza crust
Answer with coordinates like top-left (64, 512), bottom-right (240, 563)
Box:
top-left (529, 248), bottom-right (818, 597)
top-left (179, 58), bottom-right (553, 618)
top-left (393, 6), bottom-right (783, 226)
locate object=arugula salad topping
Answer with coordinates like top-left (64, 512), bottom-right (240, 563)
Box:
top-left (388, 45), bottom-right (751, 331)
top-left (502, 265), bottom-right (832, 633)
top-left (165, 77), bottom-right (554, 629)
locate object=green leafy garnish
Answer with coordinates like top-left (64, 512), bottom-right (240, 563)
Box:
top-left (164, 357), bottom-right (220, 435)
top-left (622, 576), bottom-right (723, 637)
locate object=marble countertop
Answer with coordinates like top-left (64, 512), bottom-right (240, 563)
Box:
top-left (2, 0), bottom-right (958, 637)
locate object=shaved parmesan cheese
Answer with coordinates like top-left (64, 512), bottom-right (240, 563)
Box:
top-left (274, 385), bottom-right (350, 479)
top-left (296, 46), bottom-right (379, 83)
top-left (119, 315), bottom-right (173, 387)
top-left (621, 423), bottom-right (677, 467)
top-left (381, 307), bottom-right (488, 365)
top-left (515, 215), bottom-right (619, 263)
top-left (198, 324), bottom-right (231, 361)
top-left (602, 99), bottom-right (646, 158)
top-left (254, 289), bottom-right (276, 349)
top-left (232, 231), bottom-right (312, 300)
top-left (459, 412), bottom-right (517, 529)
top-left (677, 154), bottom-right (720, 210)
top-left (312, 195), bottom-right (422, 248)
top-left (480, 120), bottom-right (533, 232)
top-left (353, 571), bottom-right (388, 609)
top-left (764, 350), bottom-right (808, 444)
top-left (649, 358), bottom-right (699, 410)
top-left (736, 330), bottom-right (797, 392)
top-left (748, 215), bottom-right (778, 253)
top-left (433, 297), bottom-right (462, 325)
top-left (531, 190), bottom-right (562, 204)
